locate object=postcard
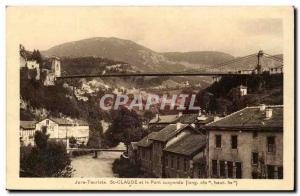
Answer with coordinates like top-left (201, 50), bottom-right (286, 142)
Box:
top-left (6, 6), bottom-right (294, 191)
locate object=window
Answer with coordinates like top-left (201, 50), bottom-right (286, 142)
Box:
top-left (252, 171), bottom-right (259, 179)
top-left (41, 126), bottom-right (47, 133)
top-left (231, 135), bottom-right (238, 149)
top-left (252, 152), bottom-right (259, 165)
top-left (278, 166), bottom-right (283, 179)
top-left (215, 135), bottom-right (222, 148)
top-left (267, 165), bottom-right (275, 179)
top-left (253, 131), bottom-right (258, 138)
top-left (235, 162), bottom-right (242, 178)
top-left (177, 157), bottom-right (180, 170)
top-left (267, 136), bottom-right (276, 153)
top-left (219, 161), bottom-right (225, 177)
top-left (212, 160), bottom-right (218, 177)
top-left (165, 155), bottom-right (168, 167)
top-left (198, 162), bottom-right (206, 177)
top-left (171, 156), bottom-right (174, 168)
top-left (184, 158), bottom-right (188, 171)
top-left (227, 161), bottom-right (233, 178)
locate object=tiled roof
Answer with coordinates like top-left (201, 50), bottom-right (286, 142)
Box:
top-left (49, 118), bottom-right (72, 125)
top-left (179, 113), bottom-right (198, 124)
top-left (149, 113), bottom-right (214, 125)
top-left (39, 118), bottom-right (89, 126)
top-left (136, 132), bottom-right (158, 147)
top-left (149, 114), bottom-right (179, 124)
top-left (20, 121), bottom-right (36, 130)
top-left (205, 105), bottom-right (283, 130)
top-left (74, 119), bottom-right (89, 126)
top-left (163, 134), bottom-right (206, 156)
top-left (150, 124), bottom-right (192, 142)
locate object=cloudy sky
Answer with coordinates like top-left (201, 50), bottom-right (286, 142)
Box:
top-left (8, 7), bottom-right (286, 56)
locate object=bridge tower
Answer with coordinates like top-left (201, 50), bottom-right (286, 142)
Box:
top-left (256, 50), bottom-right (264, 74)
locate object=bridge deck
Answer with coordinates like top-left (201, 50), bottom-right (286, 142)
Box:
top-left (67, 148), bottom-right (126, 152)
top-left (57, 72), bottom-right (255, 79)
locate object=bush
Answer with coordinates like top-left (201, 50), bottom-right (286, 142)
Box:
top-left (20, 130), bottom-right (73, 177)
top-left (112, 156), bottom-right (142, 178)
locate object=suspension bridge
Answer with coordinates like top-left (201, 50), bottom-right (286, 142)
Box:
top-left (56, 51), bottom-right (283, 79)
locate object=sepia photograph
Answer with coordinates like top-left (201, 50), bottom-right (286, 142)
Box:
top-left (6, 6), bottom-right (294, 191)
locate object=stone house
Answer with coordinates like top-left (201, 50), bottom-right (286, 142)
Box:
top-left (149, 123), bottom-right (197, 177)
top-left (148, 114), bottom-right (180, 131)
top-left (20, 60), bottom-right (41, 80)
top-left (163, 133), bottom-right (207, 178)
top-left (20, 121), bottom-right (36, 146)
top-left (136, 132), bottom-right (158, 172)
top-left (179, 112), bottom-right (214, 129)
top-left (35, 117), bottom-right (90, 146)
top-left (205, 105), bottom-right (283, 179)
top-left (41, 57), bottom-right (61, 86)
top-left (229, 85), bottom-right (248, 100)
top-left (149, 112), bottom-right (213, 131)
top-left (269, 67), bottom-right (283, 74)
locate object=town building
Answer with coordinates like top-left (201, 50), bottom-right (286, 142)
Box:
top-left (149, 111), bottom-right (213, 131)
top-left (19, 48), bottom-right (61, 86)
top-left (237, 69), bottom-right (254, 75)
top-left (136, 132), bottom-right (158, 173)
top-left (149, 123), bottom-right (198, 177)
top-left (20, 121), bottom-right (36, 146)
top-left (26, 60), bottom-right (41, 80)
top-left (179, 112), bottom-right (214, 129)
top-left (238, 85), bottom-right (247, 96)
top-left (41, 57), bottom-right (61, 86)
top-left (163, 133), bottom-right (207, 178)
top-left (205, 105), bottom-right (283, 179)
top-left (269, 67), bottom-right (283, 74)
top-left (35, 117), bottom-right (90, 146)
top-left (229, 85), bottom-right (248, 98)
top-left (148, 114), bottom-right (180, 130)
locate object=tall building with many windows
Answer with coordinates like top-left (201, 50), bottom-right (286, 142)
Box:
top-left (205, 105), bottom-right (283, 179)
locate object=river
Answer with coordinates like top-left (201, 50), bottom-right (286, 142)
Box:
top-left (71, 151), bottom-right (122, 178)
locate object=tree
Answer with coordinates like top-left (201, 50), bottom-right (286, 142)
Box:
top-left (34, 127), bottom-right (49, 149)
top-left (31, 49), bottom-right (42, 64)
top-left (69, 136), bottom-right (77, 148)
top-left (20, 130), bottom-right (73, 177)
top-left (143, 110), bottom-right (155, 124)
top-left (107, 108), bottom-right (144, 152)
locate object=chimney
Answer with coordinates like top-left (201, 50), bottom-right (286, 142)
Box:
top-left (156, 113), bottom-right (160, 122)
top-left (265, 108), bottom-right (273, 119)
top-left (176, 122), bottom-right (182, 130)
top-left (198, 109), bottom-right (202, 116)
top-left (259, 104), bottom-right (266, 111)
top-left (178, 112), bottom-right (183, 117)
top-left (213, 116), bottom-right (220, 122)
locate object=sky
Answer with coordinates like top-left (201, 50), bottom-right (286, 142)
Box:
top-left (8, 7), bottom-right (286, 56)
